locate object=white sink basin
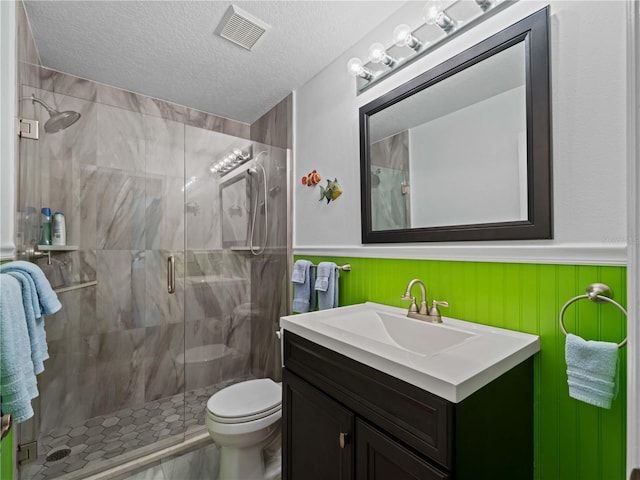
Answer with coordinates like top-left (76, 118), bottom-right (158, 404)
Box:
top-left (316, 310), bottom-right (476, 356)
top-left (280, 302), bottom-right (540, 403)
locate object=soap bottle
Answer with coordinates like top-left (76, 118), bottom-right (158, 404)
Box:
top-left (52, 212), bottom-right (66, 246)
top-left (40, 207), bottom-right (52, 245)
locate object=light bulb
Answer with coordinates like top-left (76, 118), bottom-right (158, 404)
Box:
top-left (368, 43), bottom-right (387, 63)
top-left (368, 43), bottom-right (397, 68)
top-left (393, 24), bottom-right (413, 47)
top-left (347, 57), bottom-right (373, 80)
top-left (393, 24), bottom-right (423, 51)
top-left (424, 0), bottom-right (444, 25)
top-left (347, 57), bottom-right (364, 76)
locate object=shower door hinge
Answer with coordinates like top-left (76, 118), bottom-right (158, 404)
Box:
top-left (17, 441), bottom-right (38, 465)
top-left (18, 118), bottom-right (39, 140)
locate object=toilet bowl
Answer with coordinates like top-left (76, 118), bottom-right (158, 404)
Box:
top-left (205, 378), bottom-right (281, 480)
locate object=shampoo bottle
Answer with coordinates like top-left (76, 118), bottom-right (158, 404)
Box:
top-left (52, 212), bottom-right (66, 246)
top-left (40, 207), bottom-right (52, 245)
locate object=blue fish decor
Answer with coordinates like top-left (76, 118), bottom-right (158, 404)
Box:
top-left (319, 178), bottom-right (343, 204)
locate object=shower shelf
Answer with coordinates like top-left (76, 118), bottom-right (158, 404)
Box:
top-left (36, 244), bottom-right (78, 265)
top-left (37, 245), bottom-right (79, 251)
top-left (17, 242), bottom-right (79, 265)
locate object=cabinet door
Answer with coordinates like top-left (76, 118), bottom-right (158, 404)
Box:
top-left (283, 369), bottom-right (355, 480)
top-left (355, 419), bottom-right (448, 480)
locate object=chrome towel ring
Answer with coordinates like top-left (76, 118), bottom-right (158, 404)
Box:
top-left (559, 283), bottom-right (627, 348)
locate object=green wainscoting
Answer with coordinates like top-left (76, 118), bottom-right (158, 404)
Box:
top-left (297, 255), bottom-right (627, 480)
top-left (0, 258), bottom-right (13, 480)
top-left (1, 429), bottom-right (13, 480)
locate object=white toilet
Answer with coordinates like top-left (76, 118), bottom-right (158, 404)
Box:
top-left (205, 378), bottom-right (282, 480)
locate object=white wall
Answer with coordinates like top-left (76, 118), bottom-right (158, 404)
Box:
top-left (294, 1), bottom-right (628, 265)
top-left (409, 86), bottom-right (526, 227)
top-left (0, 0), bottom-right (17, 261)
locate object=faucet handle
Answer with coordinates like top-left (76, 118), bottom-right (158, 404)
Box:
top-left (401, 295), bottom-right (418, 313)
top-left (428, 300), bottom-right (449, 323)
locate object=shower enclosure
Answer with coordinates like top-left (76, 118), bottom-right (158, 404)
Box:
top-left (15, 85), bottom-right (289, 480)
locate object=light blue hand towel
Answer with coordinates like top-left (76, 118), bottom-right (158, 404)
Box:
top-left (6, 271), bottom-right (48, 375)
top-left (292, 260), bottom-right (315, 313)
top-left (0, 260), bottom-right (61, 315)
top-left (0, 275), bottom-right (37, 423)
top-left (315, 262), bottom-right (339, 310)
top-left (565, 333), bottom-right (618, 409)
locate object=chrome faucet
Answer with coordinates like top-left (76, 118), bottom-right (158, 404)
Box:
top-left (401, 279), bottom-right (448, 323)
top-left (401, 279), bottom-right (428, 315)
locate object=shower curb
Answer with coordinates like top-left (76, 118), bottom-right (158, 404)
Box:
top-left (53, 431), bottom-right (211, 480)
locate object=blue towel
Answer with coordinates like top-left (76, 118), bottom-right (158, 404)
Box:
top-left (565, 333), bottom-right (618, 409)
top-left (0, 260), bottom-right (61, 315)
top-left (315, 262), bottom-right (339, 310)
top-left (292, 260), bottom-right (315, 313)
top-left (0, 275), bottom-right (37, 423)
top-left (5, 271), bottom-right (48, 375)
top-left (291, 260), bottom-right (307, 284)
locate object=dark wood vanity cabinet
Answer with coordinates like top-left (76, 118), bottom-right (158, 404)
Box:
top-left (282, 331), bottom-right (534, 480)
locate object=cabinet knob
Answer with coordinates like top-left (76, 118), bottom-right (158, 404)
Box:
top-left (339, 432), bottom-right (349, 449)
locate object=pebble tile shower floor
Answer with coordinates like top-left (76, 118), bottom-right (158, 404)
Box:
top-left (22, 378), bottom-right (249, 480)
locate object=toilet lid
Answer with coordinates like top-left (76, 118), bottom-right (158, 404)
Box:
top-left (207, 379), bottom-right (281, 420)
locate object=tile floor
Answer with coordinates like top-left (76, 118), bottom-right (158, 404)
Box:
top-left (21, 377), bottom-right (250, 480)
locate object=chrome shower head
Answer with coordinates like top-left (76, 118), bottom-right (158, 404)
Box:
top-left (29, 95), bottom-right (81, 133)
top-left (247, 167), bottom-right (258, 176)
top-left (44, 110), bottom-right (81, 133)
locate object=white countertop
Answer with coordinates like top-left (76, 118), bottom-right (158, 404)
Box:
top-left (280, 302), bottom-right (540, 403)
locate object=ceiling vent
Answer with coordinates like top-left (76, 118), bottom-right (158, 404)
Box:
top-left (215, 5), bottom-right (271, 51)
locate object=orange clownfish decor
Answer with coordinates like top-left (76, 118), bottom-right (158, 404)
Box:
top-left (301, 170), bottom-right (321, 187)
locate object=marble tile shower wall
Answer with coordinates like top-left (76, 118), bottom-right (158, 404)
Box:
top-left (16, 87), bottom-right (286, 439)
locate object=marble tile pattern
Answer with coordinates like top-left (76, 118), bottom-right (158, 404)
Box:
top-left (120, 443), bottom-right (220, 480)
top-left (370, 131), bottom-right (411, 231)
top-left (15, 14), bottom-right (292, 478)
top-left (250, 94), bottom-right (293, 150)
top-left (370, 130), bottom-right (409, 171)
top-left (20, 378), bottom-right (251, 480)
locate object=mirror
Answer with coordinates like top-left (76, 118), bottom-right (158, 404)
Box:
top-left (221, 173), bottom-right (249, 247)
top-left (360, 7), bottom-right (551, 243)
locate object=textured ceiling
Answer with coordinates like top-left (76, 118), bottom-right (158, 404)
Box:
top-left (23, 1), bottom-right (406, 124)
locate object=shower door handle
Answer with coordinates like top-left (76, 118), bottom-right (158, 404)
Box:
top-left (167, 255), bottom-right (175, 294)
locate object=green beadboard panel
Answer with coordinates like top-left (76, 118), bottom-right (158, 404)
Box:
top-left (1, 429), bottom-right (13, 480)
top-left (296, 255), bottom-right (627, 480)
top-left (1, 260), bottom-right (13, 480)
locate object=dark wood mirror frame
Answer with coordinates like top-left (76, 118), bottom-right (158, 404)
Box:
top-left (360, 7), bottom-right (551, 244)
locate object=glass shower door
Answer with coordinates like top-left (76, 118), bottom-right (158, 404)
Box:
top-left (15, 87), bottom-right (187, 480)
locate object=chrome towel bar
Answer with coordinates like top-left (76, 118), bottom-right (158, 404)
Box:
top-left (310, 263), bottom-right (351, 271)
top-left (559, 282), bottom-right (627, 348)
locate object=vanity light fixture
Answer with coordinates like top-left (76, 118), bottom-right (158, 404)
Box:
top-left (347, 57), bottom-right (374, 80)
top-left (368, 42), bottom-right (397, 68)
top-left (393, 24), bottom-right (423, 51)
top-left (209, 149), bottom-right (252, 176)
top-left (346, 0), bottom-right (514, 93)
